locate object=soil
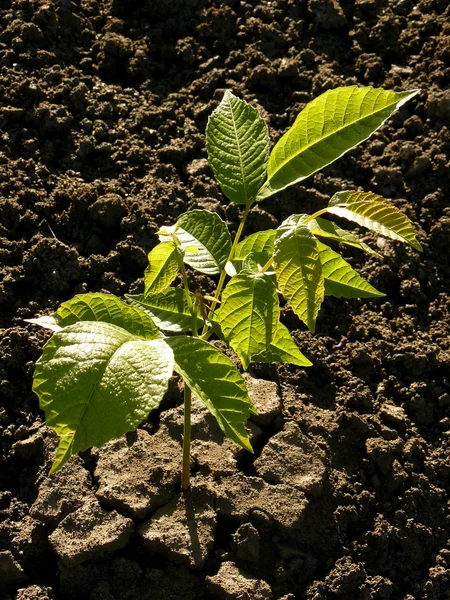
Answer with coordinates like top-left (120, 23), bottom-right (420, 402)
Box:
top-left (1, 0), bottom-right (449, 599)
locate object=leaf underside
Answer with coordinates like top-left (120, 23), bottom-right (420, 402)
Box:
top-left (328, 191), bottom-right (422, 251)
top-left (33, 321), bottom-right (174, 473)
top-left (207, 90), bottom-right (270, 205)
top-left (160, 210), bottom-right (232, 275)
top-left (257, 86), bottom-right (419, 200)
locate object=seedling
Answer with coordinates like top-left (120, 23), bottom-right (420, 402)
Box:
top-left (28, 86), bottom-right (421, 489)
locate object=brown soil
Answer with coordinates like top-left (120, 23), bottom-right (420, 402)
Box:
top-left (1, 0), bottom-right (450, 599)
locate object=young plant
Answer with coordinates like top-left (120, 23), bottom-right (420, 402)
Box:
top-left (28, 86), bottom-right (421, 490)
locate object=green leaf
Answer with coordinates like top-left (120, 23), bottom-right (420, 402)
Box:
top-left (51, 293), bottom-right (160, 339)
top-left (257, 86), bottom-right (419, 200)
top-left (206, 90), bottom-right (270, 205)
top-left (25, 315), bottom-right (62, 332)
top-left (308, 217), bottom-right (380, 256)
top-left (327, 191), bottom-right (422, 251)
top-left (274, 224), bottom-right (324, 333)
top-left (33, 321), bottom-right (174, 474)
top-left (144, 242), bottom-right (179, 297)
top-left (165, 336), bottom-right (254, 452)
top-left (252, 323), bottom-right (312, 367)
top-left (159, 210), bottom-right (232, 275)
top-left (235, 230), bottom-right (277, 259)
top-left (218, 273), bottom-right (280, 369)
top-left (317, 241), bottom-right (385, 299)
top-left (226, 230), bottom-right (276, 277)
top-left (126, 289), bottom-right (203, 333)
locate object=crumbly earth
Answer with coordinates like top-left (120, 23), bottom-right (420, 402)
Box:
top-left (1, 0), bottom-right (449, 599)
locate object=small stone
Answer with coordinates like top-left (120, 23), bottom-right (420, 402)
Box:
top-left (254, 421), bottom-right (327, 495)
top-left (95, 429), bottom-right (181, 519)
top-left (185, 158), bottom-right (211, 177)
top-left (365, 437), bottom-right (401, 474)
top-left (216, 472), bottom-right (308, 530)
top-left (30, 457), bottom-right (95, 525)
top-left (0, 550), bottom-right (26, 586)
top-left (12, 431), bottom-right (44, 461)
top-left (139, 482), bottom-right (216, 570)
top-left (244, 374), bottom-right (281, 426)
top-left (231, 523), bottom-right (260, 563)
top-left (309, 0), bottom-right (347, 30)
top-left (379, 403), bottom-right (408, 431)
top-left (206, 561), bottom-right (273, 599)
top-left (49, 500), bottom-right (133, 567)
top-left (15, 585), bottom-right (55, 600)
top-left (406, 156), bottom-right (432, 178)
top-left (88, 194), bottom-right (126, 228)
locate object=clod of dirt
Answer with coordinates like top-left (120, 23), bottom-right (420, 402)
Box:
top-left (216, 472), bottom-right (308, 530)
top-left (95, 429), bottom-right (181, 519)
top-left (30, 457), bottom-right (95, 526)
top-left (161, 399), bottom-right (262, 477)
top-left (206, 561), bottom-right (273, 599)
top-left (15, 585), bottom-right (55, 600)
top-left (230, 523), bottom-right (261, 564)
top-left (254, 421), bottom-right (327, 496)
top-left (308, 0), bottom-right (347, 30)
top-left (11, 430), bottom-right (44, 461)
top-left (48, 500), bottom-right (133, 567)
top-left (88, 194), bottom-right (127, 229)
top-left (138, 482), bottom-right (216, 570)
top-left (244, 374), bottom-right (281, 426)
top-left (0, 550), bottom-right (26, 586)
top-left (365, 436), bottom-right (403, 475)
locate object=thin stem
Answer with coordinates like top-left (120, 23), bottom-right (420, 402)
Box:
top-left (302, 208), bottom-right (329, 224)
top-left (260, 256), bottom-right (274, 274)
top-left (181, 384), bottom-right (192, 491)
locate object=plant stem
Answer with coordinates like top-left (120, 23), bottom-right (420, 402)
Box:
top-left (181, 384), bottom-right (192, 491)
top-left (303, 208), bottom-right (329, 224)
top-left (260, 256), bottom-right (274, 273)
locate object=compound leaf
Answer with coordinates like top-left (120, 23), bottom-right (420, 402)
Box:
top-left (165, 336), bottom-right (254, 451)
top-left (160, 210), bottom-right (232, 275)
top-left (33, 321), bottom-right (174, 474)
top-left (206, 90), bottom-right (270, 205)
top-left (218, 272), bottom-right (280, 369)
top-left (252, 323), bottom-right (312, 367)
top-left (317, 241), bottom-right (385, 299)
top-left (274, 224), bottom-right (324, 333)
top-left (144, 242), bottom-right (179, 297)
top-left (327, 191), bottom-right (422, 251)
top-left (126, 289), bottom-right (203, 333)
top-left (257, 86), bottom-right (419, 200)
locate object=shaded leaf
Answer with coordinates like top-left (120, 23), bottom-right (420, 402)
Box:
top-left (308, 217), bottom-right (379, 256)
